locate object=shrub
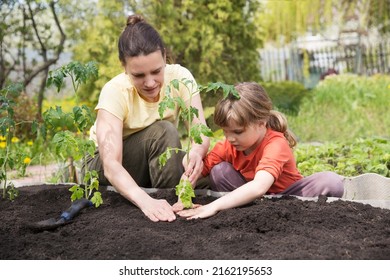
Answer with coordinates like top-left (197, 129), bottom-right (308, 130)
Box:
top-left (262, 81), bottom-right (309, 114)
top-left (295, 137), bottom-right (390, 177)
top-left (6, 91), bottom-right (38, 141)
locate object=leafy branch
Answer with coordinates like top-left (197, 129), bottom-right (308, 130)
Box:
top-left (200, 82), bottom-right (240, 100)
top-left (47, 61), bottom-right (98, 103)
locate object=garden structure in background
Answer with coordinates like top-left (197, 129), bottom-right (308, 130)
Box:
top-left (1, 175), bottom-right (390, 260)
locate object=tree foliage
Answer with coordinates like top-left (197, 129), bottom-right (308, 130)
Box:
top-left (128, 0), bottom-right (263, 85)
top-left (258, 0), bottom-right (390, 44)
top-left (0, 0), bottom-right (92, 119)
top-left (0, 0), bottom-right (67, 117)
top-left (71, 0), bottom-right (127, 105)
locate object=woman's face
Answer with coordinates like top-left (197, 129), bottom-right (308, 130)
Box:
top-left (222, 121), bottom-right (267, 155)
top-left (124, 50), bottom-right (166, 102)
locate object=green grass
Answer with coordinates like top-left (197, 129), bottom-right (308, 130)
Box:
top-left (287, 74), bottom-right (390, 142)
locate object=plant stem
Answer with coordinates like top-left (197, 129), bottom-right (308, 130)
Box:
top-left (1, 130), bottom-right (11, 198)
top-left (184, 82), bottom-right (193, 165)
top-left (83, 154), bottom-right (92, 200)
top-left (70, 74), bottom-right (80, 104)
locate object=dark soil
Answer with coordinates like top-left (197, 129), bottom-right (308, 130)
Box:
top-left (1, 184), bottom-right (390, 260)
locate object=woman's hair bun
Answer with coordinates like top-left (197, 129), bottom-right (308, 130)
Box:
top-left (126, 14), bottom-right (145, 26)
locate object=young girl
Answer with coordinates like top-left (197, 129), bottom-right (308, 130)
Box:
top-left (177, 82), bottom-right (343, 219)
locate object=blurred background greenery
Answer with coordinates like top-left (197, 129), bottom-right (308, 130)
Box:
top-left (1, 0), bottom-right (390, 179)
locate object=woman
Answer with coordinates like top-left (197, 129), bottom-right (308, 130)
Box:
top-left (86, 15), bottom-right (209, 222)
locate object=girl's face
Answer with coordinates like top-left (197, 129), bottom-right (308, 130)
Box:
top-left (124, 50), bottom-right (166, 102)
top-left (222, 121), bottom-right (267, 155)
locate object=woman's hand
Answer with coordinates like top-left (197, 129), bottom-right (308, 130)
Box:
top-left (177, 204), bottom-right (218, 219)
top-left (139, 196), bottom-right (177, 222)
top-left (182, 150), bottom-right (203, 185)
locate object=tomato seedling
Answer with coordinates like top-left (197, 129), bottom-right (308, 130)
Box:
top-left (45, 61), bottom-right (102, 207)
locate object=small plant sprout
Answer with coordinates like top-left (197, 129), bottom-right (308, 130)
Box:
top-left (0, 83), bottom-right (38, 200)
top-left (45, 61), bottom-right (102, 207)
top-left (158, 78), bottom-right (239, 208)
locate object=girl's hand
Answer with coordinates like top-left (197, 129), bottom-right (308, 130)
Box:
top-left (182, 151), bottom-right (203, 185)
top-left (177, 204), bottom-right (218, 219)
top-left (172, 199), bottom-right (201, 213)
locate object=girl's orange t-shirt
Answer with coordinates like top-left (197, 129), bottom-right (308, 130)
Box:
top-left (202, 128), bottom-right (303, 193)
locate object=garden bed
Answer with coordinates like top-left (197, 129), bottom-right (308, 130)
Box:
top-left (1, 184), bottom-right (390, 260)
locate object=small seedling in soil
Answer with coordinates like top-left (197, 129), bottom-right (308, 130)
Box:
top-left (158, 78), bottom-right (238, 208)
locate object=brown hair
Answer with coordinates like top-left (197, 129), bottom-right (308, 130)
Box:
top-left (214, 82), bottom-right (297, 148)
top-left (118, 14), bottom-right (166, 65)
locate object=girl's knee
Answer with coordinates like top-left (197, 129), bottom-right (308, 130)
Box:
top-left (210, 162), bottom-right (245, 192)
top-left (210, 162), bottom-right (231, 186)
top-left (319, 171), bottom-right (344, 197)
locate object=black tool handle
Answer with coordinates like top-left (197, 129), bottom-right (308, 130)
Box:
top-left (60, 198), bottom-right (92, 221)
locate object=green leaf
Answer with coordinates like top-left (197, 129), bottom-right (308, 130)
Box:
top-left (158, 148), bottom-right (182, 168)
top-left (203, 82), bottom-right (240, 99)
top-left (174, 96), bottom-right (187, 111)
top-left (47, 68), bottom-right (66, 92)
top-left (190, 124), bottom-right (213, 144)
top-left (47, 61), bottom-right (98, 93)
top-left (171, 79), bottom-right (180, 90)
top-left (1, 83), bottom-right (23, 98)
top-left (68, 61), bottom-right (98, 85)
top-left (7, 187), bottom-right (19, 201)
top-left (72, 105), bottom-right (94, 132)
top-left (52, 131), bottom-right (82, 160)
top-left (69, 184), bottom-right (84, 201)
top-left (158, 149), bottom-right (170, 168)
top-left (90, 191), bottom-right (103, 208)
top-left (89, 176), bottom-right (100, 191)
top-left (175, 179), bottom-right (195, 209)
top-left (83, 139), bottom-right (97, 158)
top-left (158, 96), bottom-right (176, 119)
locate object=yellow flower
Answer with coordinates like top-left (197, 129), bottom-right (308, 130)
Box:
top-left (11, 136), bottom-right (20, 143)
top-left (0, 142), bottom-right (6, 149)
top-left (23, 157), bottom-right (32, 164)
top-left (0, 136), bottom-right (6, 141)
top-left (27, 140), bottom-right (33, 146)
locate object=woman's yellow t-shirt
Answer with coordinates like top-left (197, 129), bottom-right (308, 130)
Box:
top-left (89, 64), bottom-right (198, 145)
